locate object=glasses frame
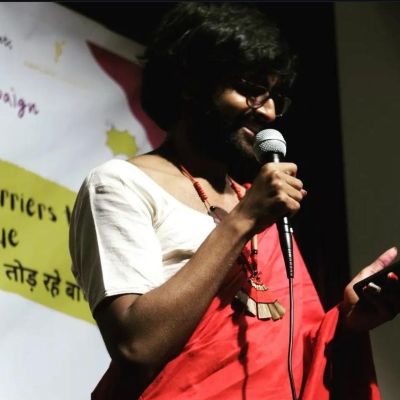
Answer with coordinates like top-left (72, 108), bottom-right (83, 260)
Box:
top-left (236, 78), bottom-right (292, 118)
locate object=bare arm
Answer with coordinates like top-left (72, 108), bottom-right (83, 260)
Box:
top-left (93, 162), bottom-right (305, 386)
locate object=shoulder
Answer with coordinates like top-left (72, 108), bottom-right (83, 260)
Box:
top-left (80, 158), bottom-right (165, 200)
top-left (129, 153), bottom-right (179, 181)
top-left (85, 159), bottom-right (144, 187)
top-left (78, 157), bottom-right (182, 215)
top-left (71, 160), bottom-right (155, 220)
top-left (84, 154), bottom-right (177, 185)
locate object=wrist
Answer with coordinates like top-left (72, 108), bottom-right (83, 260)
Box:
top-left (337, 301), bottom-right (366, 339)
top-left (336, 302), bottom-right (353, 339)
top-left (225, 206), bottom-right (258, 241)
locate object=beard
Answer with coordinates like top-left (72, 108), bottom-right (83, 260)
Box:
top-left (187, 100), bottom-right (263, 183)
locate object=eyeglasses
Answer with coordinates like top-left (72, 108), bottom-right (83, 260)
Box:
top-left (233, 78), bottom-right (292, 117)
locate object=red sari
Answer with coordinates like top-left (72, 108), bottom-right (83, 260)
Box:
top-left (92, 226), bottom-right (380, 400)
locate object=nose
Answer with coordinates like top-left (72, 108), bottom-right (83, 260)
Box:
top-left (252, 98), bottom-right (276, 122)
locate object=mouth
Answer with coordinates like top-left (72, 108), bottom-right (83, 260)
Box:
top-left (242, 126), bottom-right (256, 137)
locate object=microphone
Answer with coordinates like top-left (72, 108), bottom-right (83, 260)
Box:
top-left (253, 129), bottom-right (294, 279)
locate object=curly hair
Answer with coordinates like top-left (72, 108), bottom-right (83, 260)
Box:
top-left (140, 2), bottom-right (296, 131)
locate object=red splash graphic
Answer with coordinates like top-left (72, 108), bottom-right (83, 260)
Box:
top-left (87, 41), bottom-right (166, 149)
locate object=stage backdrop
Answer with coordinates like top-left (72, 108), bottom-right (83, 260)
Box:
top-left (0, 3), bottom-right (165, 399)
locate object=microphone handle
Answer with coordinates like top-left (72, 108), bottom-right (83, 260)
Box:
top-left (278, 217), bottom-right (294, 279)
top-left (264, 151), bottom-right (294, 279)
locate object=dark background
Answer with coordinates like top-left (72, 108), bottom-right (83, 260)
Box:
top-left (60, 1), bottom-right (349, 309)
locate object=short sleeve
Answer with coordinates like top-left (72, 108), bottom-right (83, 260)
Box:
top-left (69, 163), bottom-right (164, 314)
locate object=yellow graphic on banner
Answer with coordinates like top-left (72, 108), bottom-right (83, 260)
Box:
top-left (54, 40), bottom-right (65, 63)
top-left (106, 127), bottom-right (138, 157)
top-left (0, 159), bottom-right (94, 324)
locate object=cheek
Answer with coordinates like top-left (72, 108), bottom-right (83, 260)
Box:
top-left (214, 89), bottom-right (248, 117)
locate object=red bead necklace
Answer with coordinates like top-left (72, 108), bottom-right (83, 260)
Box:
top-left (180, 165), bottom-right (285, 321)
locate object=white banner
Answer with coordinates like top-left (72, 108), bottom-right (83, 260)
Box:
top-left (0, 3), bottom-right (165, 399)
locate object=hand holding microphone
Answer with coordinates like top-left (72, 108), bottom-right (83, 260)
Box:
top-left (249, 129), bottom-right (306, 278)
top-left (240, 129), bottom-right (305, 226)
top-left (253, 129), bottom-right (306, 206)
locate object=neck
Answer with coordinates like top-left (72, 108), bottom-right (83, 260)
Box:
top-left (158, 123), bottom-right (229, 192)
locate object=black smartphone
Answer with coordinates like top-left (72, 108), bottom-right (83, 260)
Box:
top-left (353, 260), bottom-right (400, 298)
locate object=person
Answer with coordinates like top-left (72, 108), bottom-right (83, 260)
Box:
top-left (69, 2), bottom-right (400, 399)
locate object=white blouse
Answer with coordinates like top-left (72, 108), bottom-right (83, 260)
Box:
top-left (69, 159), bottom-right (216, 313)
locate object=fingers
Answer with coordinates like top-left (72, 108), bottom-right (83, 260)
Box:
top-left (343, 248), bottom-right (400, 332)
top-left (351, 255), bottom-right (400, 328)
top-left (261, 163), bottom-right (306, 214)
top-left (371, 247), bottom-right (398, 270)
top-left (353, 247), bottom-right (398, 283)
top-left (261, 162), bottom-right (303, 191)
top-left (281, 163), bottom-right (298, 177)
top-left (264, 161), bottom-right (298, 176)
top-left (240, 161), bottom-right (306, 232)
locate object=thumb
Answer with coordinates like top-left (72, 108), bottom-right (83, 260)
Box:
top-left (351, 247), bottom-right (398, 287)
top-left (367, 246), bottom-right (398, 275)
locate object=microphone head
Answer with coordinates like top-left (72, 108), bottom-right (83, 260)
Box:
top-left (253, 129), bottom-right (287, 163)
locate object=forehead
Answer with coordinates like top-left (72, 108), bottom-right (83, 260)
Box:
top-left (245, 72), bottom-right (281, 87)
top-left (222, 69), bottom-right (281, 88)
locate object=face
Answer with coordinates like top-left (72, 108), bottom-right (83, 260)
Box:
top-left (188, 74), bottom-right (279, 179)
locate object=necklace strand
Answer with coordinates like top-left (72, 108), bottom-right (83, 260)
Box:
top-left (179, 165), bottom-right (259, 271)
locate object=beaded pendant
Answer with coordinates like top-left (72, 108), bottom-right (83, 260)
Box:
top-left (235, 275), bottom-right (285, 320)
